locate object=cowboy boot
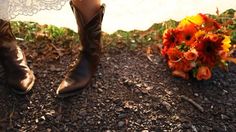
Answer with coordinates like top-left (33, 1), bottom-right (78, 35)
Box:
top-left (0, 19), bottom-right (35, 94)
top-left (56, 1), bottom-right (105, 97)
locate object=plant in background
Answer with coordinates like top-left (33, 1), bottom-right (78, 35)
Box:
top-left (162, 13), bottom-right (236, 80)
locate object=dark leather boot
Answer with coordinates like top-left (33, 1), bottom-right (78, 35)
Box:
top-left (0, 19), bottom-right (35, 94)
top-left (56, 1), bottom-right (105, 97)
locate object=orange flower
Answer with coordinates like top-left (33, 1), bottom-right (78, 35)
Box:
top-left (195, 30), bottom-right (206, 41)
top-left (168, 59), bottom-right (193, 72)
top-left (182, 61), bottom-right (193, 71)
top-left (209, 34), bottom-right (220, 42)
top-left (196, 66), bottom-right (212, 80)
top-left (172, 70), bottom-right (189, 80)
top-left (162, 13), bottom-right (231, 80)
top-left (184, 49), bottom-right (198, 61)
top-left (218, 50), bottom-right (228, 59)
top-left (168, 61), bottom-right (175, 69)
top-left (178, 24), bottom-right (197, 46)
top-left (167, 48), bottom-right (183, 62)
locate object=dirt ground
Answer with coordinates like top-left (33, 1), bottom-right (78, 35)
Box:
top-left (0, 38), bottom-right (236, 131)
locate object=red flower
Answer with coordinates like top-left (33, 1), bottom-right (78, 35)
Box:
top-left (162, 29), bottom-right (181, 55)
top-left (199, 13), bottom-right (221, 31)
top-left (196, 35), bottom-right (224, 67)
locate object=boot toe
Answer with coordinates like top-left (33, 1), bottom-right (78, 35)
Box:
top-left (21, 72), bottom-right (35, 91)
top-left (56, 79), bottom-right (72, 94)
top-left (11, 71), bottom-right (35, 94)
top-left (56, 78), bottom-right (90, 97)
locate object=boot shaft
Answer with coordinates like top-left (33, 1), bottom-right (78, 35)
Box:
top-left (0, 19), bottom-right (19, 60)
top-left (0, 19), bottom-right (15, 41)
top-left (70, 1), bottom-right (105, 53)
top-left (0, 20), bottom-right (35, 94)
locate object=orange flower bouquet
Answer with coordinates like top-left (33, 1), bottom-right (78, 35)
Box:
top-left (162, 13), bottom-right (236, 80)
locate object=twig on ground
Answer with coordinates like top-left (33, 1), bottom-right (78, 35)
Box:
top-left (180, 95), bottom-right (204, 112)
top-left (50, 43), bottom-right (64, 56)
top-left (146, 46), bottom-right (154, 62)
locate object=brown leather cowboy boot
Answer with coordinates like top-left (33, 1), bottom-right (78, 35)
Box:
top-left (0, 19), bottom-right (35, 94)
top-left (56, 1), bottom-right (105, 97)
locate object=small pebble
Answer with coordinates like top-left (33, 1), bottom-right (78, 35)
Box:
top-left (118, 121), bottom-right (125, 127)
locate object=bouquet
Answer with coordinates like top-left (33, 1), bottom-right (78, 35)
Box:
top-left (162, 13), bottom-right (236, 80)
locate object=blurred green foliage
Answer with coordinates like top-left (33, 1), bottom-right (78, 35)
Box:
top-left (11, 9), bottom-right (236, 49)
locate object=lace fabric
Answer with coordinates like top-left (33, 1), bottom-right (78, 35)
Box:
top-left (0, 0), bottom-right (70, 20)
